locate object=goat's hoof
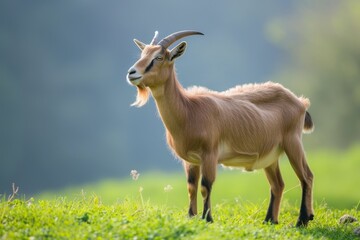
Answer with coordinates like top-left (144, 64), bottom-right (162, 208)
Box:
top-left (202, 215), bottom-right (213, 223)
top-left (206, 216), bottom-right (214, 223)
top-left (263, 219), bottom-right (279, 225)
top-left (296, 215), bottom-right (314, 228)
top-left (188, 214), bottom-right (197, 219)
top-left (188, 211), bottom-right (197, 218)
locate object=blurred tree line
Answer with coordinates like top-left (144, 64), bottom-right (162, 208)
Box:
top-left (267, 0), bottom-right (360, 148)
top-left (0, 1), bottom-right (359, 195)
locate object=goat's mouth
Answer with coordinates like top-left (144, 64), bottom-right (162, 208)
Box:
top-left (127, 75), bottom-right (142, 86)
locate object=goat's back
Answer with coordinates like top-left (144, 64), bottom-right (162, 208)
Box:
top-left (186, 81), bottom-right (309, 157)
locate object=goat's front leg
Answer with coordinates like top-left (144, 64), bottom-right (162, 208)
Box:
top-left (200, 152), bottom-right (217, 222)
top-left (184, 162), bottom-right (200, 217)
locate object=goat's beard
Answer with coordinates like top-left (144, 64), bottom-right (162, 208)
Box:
top-left (131, 84), bottom-right (150, 107)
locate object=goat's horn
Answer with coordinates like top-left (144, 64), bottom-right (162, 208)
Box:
top-left (158, 30), bottom-right (204, 49)
top-left (150, 31), bottom-right (159, 45)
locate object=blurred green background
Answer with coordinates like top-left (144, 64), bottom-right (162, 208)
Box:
top-left (1, 1), bottom-right (359, 207)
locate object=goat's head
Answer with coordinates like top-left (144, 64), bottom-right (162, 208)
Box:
top-left (127, 30), bottom-right (203, 107)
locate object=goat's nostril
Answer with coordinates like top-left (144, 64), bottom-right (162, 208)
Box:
top-left (128, 68), bottom-right (136, 75)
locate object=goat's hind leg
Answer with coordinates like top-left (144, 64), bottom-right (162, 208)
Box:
top-left (184, 162), bottom-right (200, 217)
top-left (264, 160), bottom-right (284, 224)
top-left (284, 137), bottom-right (314, 227)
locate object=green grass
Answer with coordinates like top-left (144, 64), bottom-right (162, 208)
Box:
top-left (1, 197), bottom-right (359, 239)
top-left (2, 145), bottom-right (360, 239)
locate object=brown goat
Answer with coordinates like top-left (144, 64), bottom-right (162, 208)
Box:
top-left (127, 31), bottom-right (315, 227)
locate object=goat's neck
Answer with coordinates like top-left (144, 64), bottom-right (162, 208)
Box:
top-left (150, 70), bottom-right (188, 136)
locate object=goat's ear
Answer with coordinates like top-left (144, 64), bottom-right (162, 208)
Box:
top-left (133, 39), bottom-right (146, 51)
top-left (169, 41), bottom-right (187, 61)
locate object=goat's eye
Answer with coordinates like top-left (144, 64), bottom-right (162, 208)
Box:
top-left (155, 56), bottom-right (163, 61)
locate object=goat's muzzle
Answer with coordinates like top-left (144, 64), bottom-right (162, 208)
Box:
top-left (127, 67), bottom-right (142, 85)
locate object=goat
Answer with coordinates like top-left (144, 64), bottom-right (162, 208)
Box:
top-left (126, 30), bottom-right (315, 227)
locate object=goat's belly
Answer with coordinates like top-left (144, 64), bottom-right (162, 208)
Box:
top-left (218, 154), bottom-right (257, 171)
top-left (183, 145), bottom-right (282, 170)
top-left (218, 145), bottom-right (281, 171)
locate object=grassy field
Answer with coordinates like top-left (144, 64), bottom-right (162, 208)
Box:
top-left (1, 145), bottom-right (360, 239)
top-left (1, 197), bottom-right (359, 239)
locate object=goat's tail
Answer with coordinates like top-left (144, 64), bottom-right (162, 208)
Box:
top-left (303, 111), bottom-right (314, 134)
top-left (299, 97), bottom-right (314, 134)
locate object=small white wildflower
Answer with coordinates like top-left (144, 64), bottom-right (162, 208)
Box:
top-left (130, 170), bottom-right (140, 180)
top-left (164, 184), bottom-right (173, 192)
top-left (26, 197), bottom-right (34, 207)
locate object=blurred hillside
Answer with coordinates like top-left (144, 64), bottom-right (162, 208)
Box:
top-left (1, 1), bottom-right (359, 195)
